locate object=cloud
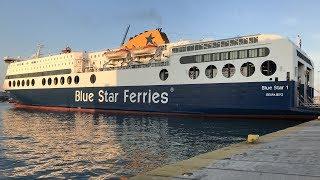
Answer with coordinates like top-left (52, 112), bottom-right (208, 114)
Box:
top-left (282, 17), bottom-right (298, 26)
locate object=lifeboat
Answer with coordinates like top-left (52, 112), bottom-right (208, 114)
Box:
top-left (103, 49), bottom-right (129, 60)
top-left (131, 45), bottom-right (158, 57)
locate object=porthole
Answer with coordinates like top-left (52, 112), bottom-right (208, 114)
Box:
top-left (13, 81), bottom-right (16, 87)
top-left (189, 66), bottom-right (199, 79)
top-left (261, 60), bottom-right (277, 76)
top-left (42, 78), bottom-right (46, 85)
top-left (9, 81), bottom-right (11, 87)
top-left (222, 63), bottom-right (235, 78)
top-left (26, 79), bottom-right (30, 86)
top-left (60, 77), bottom-right (65, 85)
top-left (54, 77), bottom-right (58, 85)
top-left (240, 62), bottom-right (255, 77)
top-left (74, 76), bottom-right (80, 84)
top-left (48, 78), bottom-right (52, 85)
top-left (205, 65), bottom-right (218, 79)
top-left (22, 80), bottom-right (25, 86)
top-left (90, 74), bottom-right (96, 84)
top-left (17, 80), bottom-right (20, 87)
top-left (159, 69), bottom-right (169, 81)
top-left (67, 76), bottom-right (72, 84)
top-left (31, 79), bottom-right (35, 86)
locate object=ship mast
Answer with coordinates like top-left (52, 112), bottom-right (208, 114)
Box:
top-left (120, 25), bottom-right (130, 46)
top-left (35, 43), bottom-right (44, 58)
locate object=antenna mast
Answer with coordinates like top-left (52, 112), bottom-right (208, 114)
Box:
top-left (298, 34), bottom-right (302, 48)
top-left (35, 43), bottom-right (44, 58)
top-left (120, 25), bottom-right (130, 46)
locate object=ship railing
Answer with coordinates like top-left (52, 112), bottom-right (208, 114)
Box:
top-left (298, 93), bottom-right (320, 108)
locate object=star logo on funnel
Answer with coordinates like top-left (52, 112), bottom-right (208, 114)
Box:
top-left (146, 34), bottom-right (155, 45)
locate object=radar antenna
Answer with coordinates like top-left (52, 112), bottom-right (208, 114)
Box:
top-left (121, 25), bottom-right (130, 46)
top-left (297, 34), bottom-right (302, 48)
top-left (35, 43), bottom-right (44, 58)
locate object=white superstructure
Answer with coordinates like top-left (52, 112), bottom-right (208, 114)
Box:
top-left (3, 33), bottom-right (314, 94)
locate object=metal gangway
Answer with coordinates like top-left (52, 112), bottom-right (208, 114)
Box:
top-left (298, 89), bottom-right (320, 110)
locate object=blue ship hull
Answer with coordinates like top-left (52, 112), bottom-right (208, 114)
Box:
top-left (7, 81), bottom-right (319, 119)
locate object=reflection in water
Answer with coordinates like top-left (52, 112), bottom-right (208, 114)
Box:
top-left (0, 103), bottom-right (303, 178)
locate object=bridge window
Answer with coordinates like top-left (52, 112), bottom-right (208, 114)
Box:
top-left (258, 48), bottom-right (270, 57)
top-left (17, 80), bottom-right (20, 87)
top-left (22, 80), bottom-right (25, 86)
top-left (203, 54), bottom-right (211, 62)
top-left (26, 79), bottom-right (30, 86)
top-left (222, 64), bottom-right (235, 78)
top-left (261, 60), bottom-right (277, 76)
top-left (212, 53), bottom-right (220, 61)
top-left (248, 49), bottom-right (258, 58)
top-left (239, 50), bottom-right (248, 59)
top-left (74, 76), bottom-right (80, 84)
top-left (205, 65), bottom-right (218, 79)
top-left (229, 51), bottom-right (238, 60)
top-left (42, 78), bottom-right (46, 86)
top-left (31, 79), bottom-right (35, 86)
top-left (9, 81), bottom-right (11, 87)
top-left (195, 55), bottom-right (202, 62)
top-left (159, 69), bottom-right (169, 81)
top-left (189, 66), bottom-right (200, 79)
top-left (13, 81), bottom-right (16, 87)
top-left (60, 77), bottom-right (65, 85)
top-left (241, 62), bottom-right (255, 77)
top-left (220, 52), bottom-right (229, 60)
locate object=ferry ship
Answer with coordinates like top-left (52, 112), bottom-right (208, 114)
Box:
top-left (2, 28), bottom-right (320, 119)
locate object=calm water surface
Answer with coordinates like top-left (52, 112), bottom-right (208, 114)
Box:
top-left (0, 103), bottom-right (304, 179)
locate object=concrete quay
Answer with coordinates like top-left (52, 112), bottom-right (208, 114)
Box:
top-left (132, 119), bottom-right (320, 180)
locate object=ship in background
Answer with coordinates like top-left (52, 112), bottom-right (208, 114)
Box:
top-left (2, 27), bottom-right (320, 119)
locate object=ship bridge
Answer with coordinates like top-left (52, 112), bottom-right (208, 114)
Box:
top-left (171, 34), bottom-right (285, 54)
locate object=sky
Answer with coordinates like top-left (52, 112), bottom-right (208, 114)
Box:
top-left (1, 0), bottom-right (320, 89)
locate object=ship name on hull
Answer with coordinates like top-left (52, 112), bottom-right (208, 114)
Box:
top-left (74, 89), bottom-right (169, 104)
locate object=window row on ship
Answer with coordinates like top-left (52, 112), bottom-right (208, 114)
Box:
top-left (7, 74), bottom-right (97, 88)
top-left (7, 47), bottom-right (268, 79)
top-left (178, 47), bottom-right (269, 64)
top-left (159, 60), bottom-right (277, 81)
top-left (172, 36), bottom-right (259, 53)
top-left (7, 59), bottom-right (278, 89)
top-left (8, 61), bottom-right (74, 73)
top-left (11, 55), bottom-right (74, 67)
